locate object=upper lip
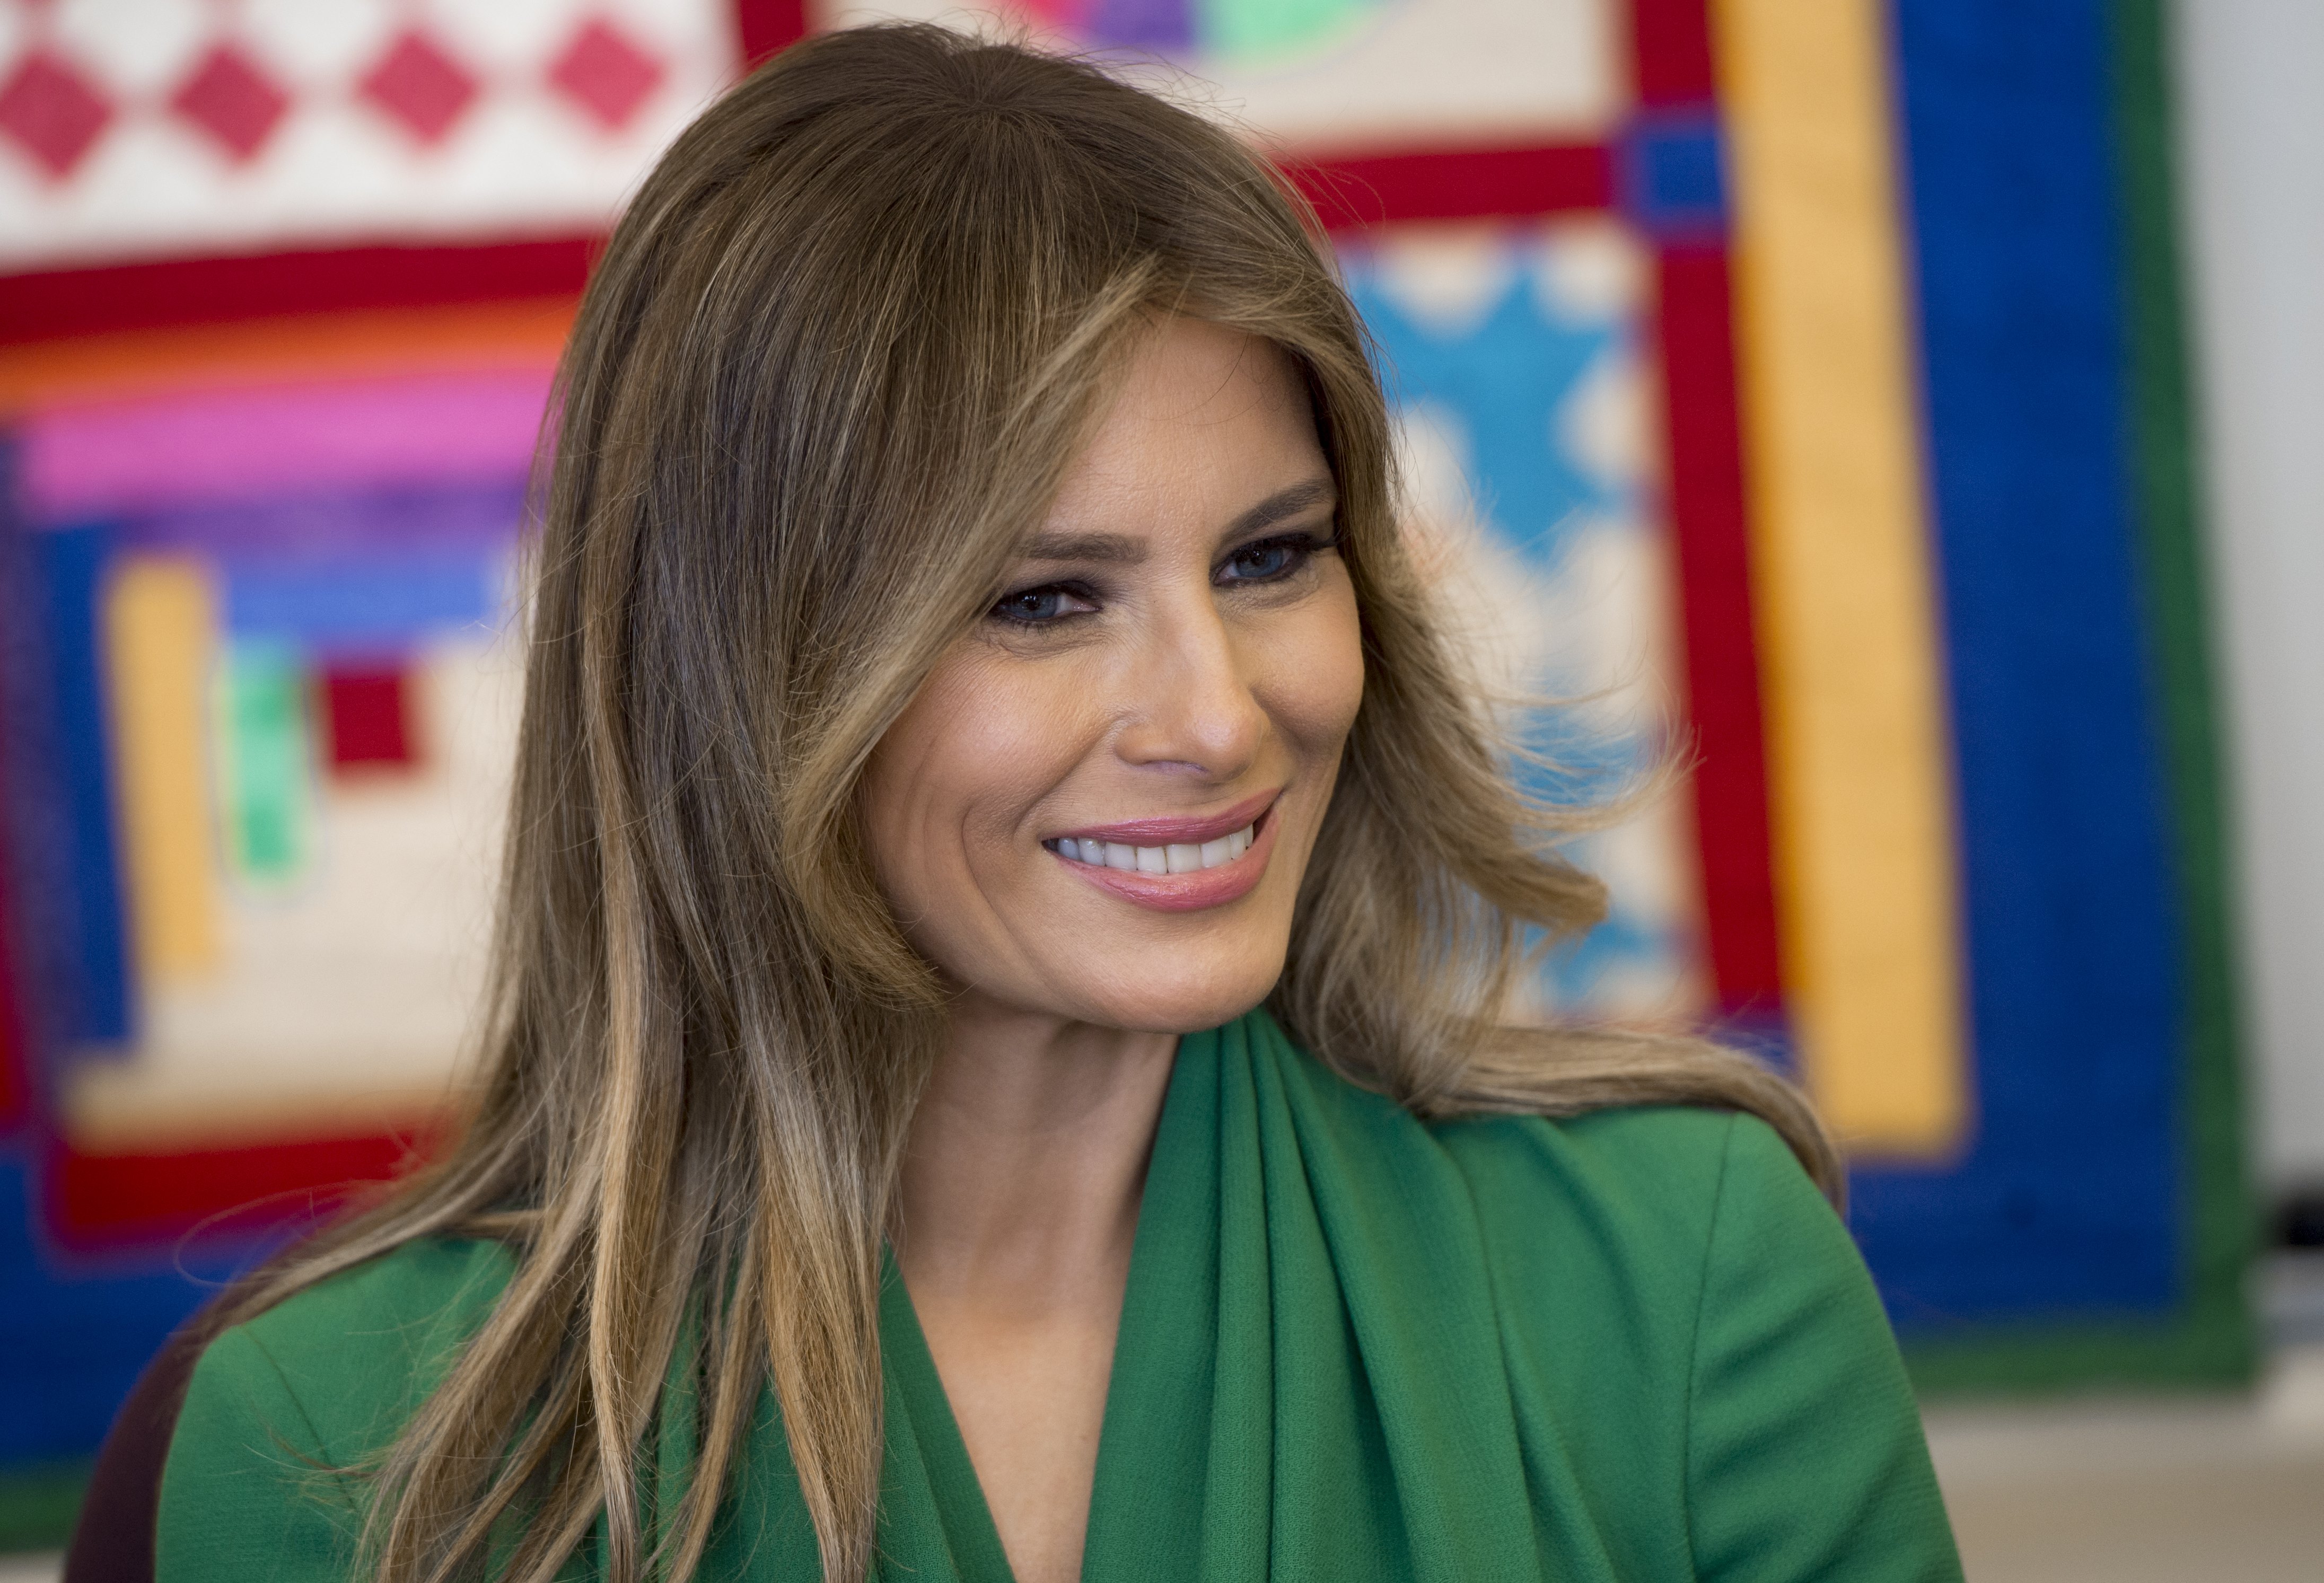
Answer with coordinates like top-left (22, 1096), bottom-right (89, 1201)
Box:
top-left (1051, 789), bottom-right (1279, 847)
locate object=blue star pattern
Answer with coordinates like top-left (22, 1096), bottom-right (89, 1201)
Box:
top-left (1345, 262), bottom-right (1622, 559)
top-left (1339, 228), bottom-right (1702, 1019)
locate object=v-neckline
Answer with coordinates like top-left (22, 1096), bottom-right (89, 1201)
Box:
top-left (876, 1031), bottom-right (1204, 1583)
top-left (878, 1264), bottom-right (1021, 1582)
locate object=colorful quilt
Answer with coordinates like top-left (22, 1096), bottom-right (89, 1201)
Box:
top-left (0, 0), bottom-right (2252, 1545)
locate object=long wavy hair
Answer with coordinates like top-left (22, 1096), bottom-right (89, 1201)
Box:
top-left (215, 23), bottom-right (1834, 1583)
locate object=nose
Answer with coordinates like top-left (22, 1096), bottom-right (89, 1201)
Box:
top-left (1111, 590), bottom-right (1266, 782)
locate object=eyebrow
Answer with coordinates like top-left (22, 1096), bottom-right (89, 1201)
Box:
top-left (1019, 478), bottom-right (1339, 565)
top-left (1222, 477), bottom-right (1338, 542)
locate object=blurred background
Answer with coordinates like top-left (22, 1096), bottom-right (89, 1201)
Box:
top-left (0, 0), bottom-right (2318, 1576)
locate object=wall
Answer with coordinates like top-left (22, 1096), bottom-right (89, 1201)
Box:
top-left (2174, 0), bottom-right (2324, 1192)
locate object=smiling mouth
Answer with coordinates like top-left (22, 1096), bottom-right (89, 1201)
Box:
top-left (1043, 822), bottom-right (1256, 875)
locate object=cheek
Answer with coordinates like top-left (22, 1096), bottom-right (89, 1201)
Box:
top-left (862, 645), bottom-right (1088, 914)
top-left (1253, 576), bottom-right (1366, 759)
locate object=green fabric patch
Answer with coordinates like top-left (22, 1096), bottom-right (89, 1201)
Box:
top-left (0, 1459), bottom-right (86, 1553)
top-left (1197, 0), bottom-right (1374, 63)
top-left (215, 643), bottom-right (315, 885)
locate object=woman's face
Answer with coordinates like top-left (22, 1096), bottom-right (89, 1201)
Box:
top-left (863, 317), bottom-right (1365, 1034)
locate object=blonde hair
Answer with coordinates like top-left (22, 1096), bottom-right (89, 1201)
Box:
top-left (217, 24), bottom-right (1834, 1583)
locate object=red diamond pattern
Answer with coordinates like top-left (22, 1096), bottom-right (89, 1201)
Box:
top-left (171, 43), bottom-right (290, 162)
top-left (0, 48), bottom-right (112, 178)
top-left (547, 17), bottom-right (665, 133)
top-left (358, 30), bottom-right (478, 146)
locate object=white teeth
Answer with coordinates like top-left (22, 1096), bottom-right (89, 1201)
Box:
top-left (1057, 824), bottom-right (1257, 874)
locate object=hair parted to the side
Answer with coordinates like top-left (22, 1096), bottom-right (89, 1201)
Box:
top-left (211, 23), bottom-right (1836, 1583)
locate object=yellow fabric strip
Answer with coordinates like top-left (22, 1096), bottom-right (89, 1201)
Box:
top-left (1711, 0), bottom-right (1967, 1155)
top-left (104, 556), bottom-right (224, 984)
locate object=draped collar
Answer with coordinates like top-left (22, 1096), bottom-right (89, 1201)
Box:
top-left (857, 1009), bottom-right (1559, 1583)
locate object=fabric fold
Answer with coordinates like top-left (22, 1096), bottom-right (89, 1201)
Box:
top-left (914, 1012), bottom-right (1572, 1583)
top-left (160, 1010), bottom-right (1962, 1582)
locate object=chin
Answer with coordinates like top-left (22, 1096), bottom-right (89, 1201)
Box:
top-left (1080, 953), bottom-right (1285, 1036)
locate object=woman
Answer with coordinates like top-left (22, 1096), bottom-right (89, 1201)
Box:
top-left (133, 23), bottom-right (1960, 1583)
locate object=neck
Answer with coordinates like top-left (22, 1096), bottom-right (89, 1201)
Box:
top-left (893, 995), bottom-right (1179, 1313)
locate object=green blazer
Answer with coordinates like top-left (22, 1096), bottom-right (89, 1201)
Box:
top-left (158, 1011), bottom-right (1962, 1581)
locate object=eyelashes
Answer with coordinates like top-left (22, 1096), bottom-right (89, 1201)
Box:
top-left (990, 583), bottom-right (1098, 624)
top-left (1217, 533), bottom-right (1319, 584)
top-left (986, 532), bottom-right (1338, 629)
top-left (1223, 529), bottom-right (1341, 581)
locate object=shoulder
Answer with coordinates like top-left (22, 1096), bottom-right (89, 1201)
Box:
top-left (1263, 1021), bottom-right (1830, 1312)
top-left (1433, 1094), bottom-right (1784, 1191)
top-left (232, 1233), bottom-right (519, 1366)
top-left (1430, 1103), bottom-right (1873, 1375)
top-left (1430, 1104), bottom-right (1959, 1579)
top-left (197, 1235), bottom-right (518, 1465)
top-left (1255, 1017), bottom-right (1840, 1311)
top-left (1431, 1104), bottom-right (1958, 1578)
top-left (158, 1237), bottom-right (516, 1581)
top-left (1430, 1102), bottom-right (1822, 1286)
top-left (158, 1238), bottom-right (516, 1580)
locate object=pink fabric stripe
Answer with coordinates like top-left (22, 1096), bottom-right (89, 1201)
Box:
top-left (21, 371), bottom-right (554, 520)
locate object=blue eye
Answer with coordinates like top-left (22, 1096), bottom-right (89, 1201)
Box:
top-left (990, 585), bottom-right (1080, 624)
top-left (1218, 535), bottom-right (1322, 584)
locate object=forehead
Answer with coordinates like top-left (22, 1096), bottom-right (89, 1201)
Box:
top-left (1106, 318), bottom-right (1305, 424)
top-left (1048, 319), bottom-right (1326, 534)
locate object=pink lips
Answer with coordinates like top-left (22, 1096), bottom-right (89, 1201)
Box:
top-left (1051, 789), bottom-right (1279, 848)
top-left (1048, 790), bottom-right (1281, 913)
